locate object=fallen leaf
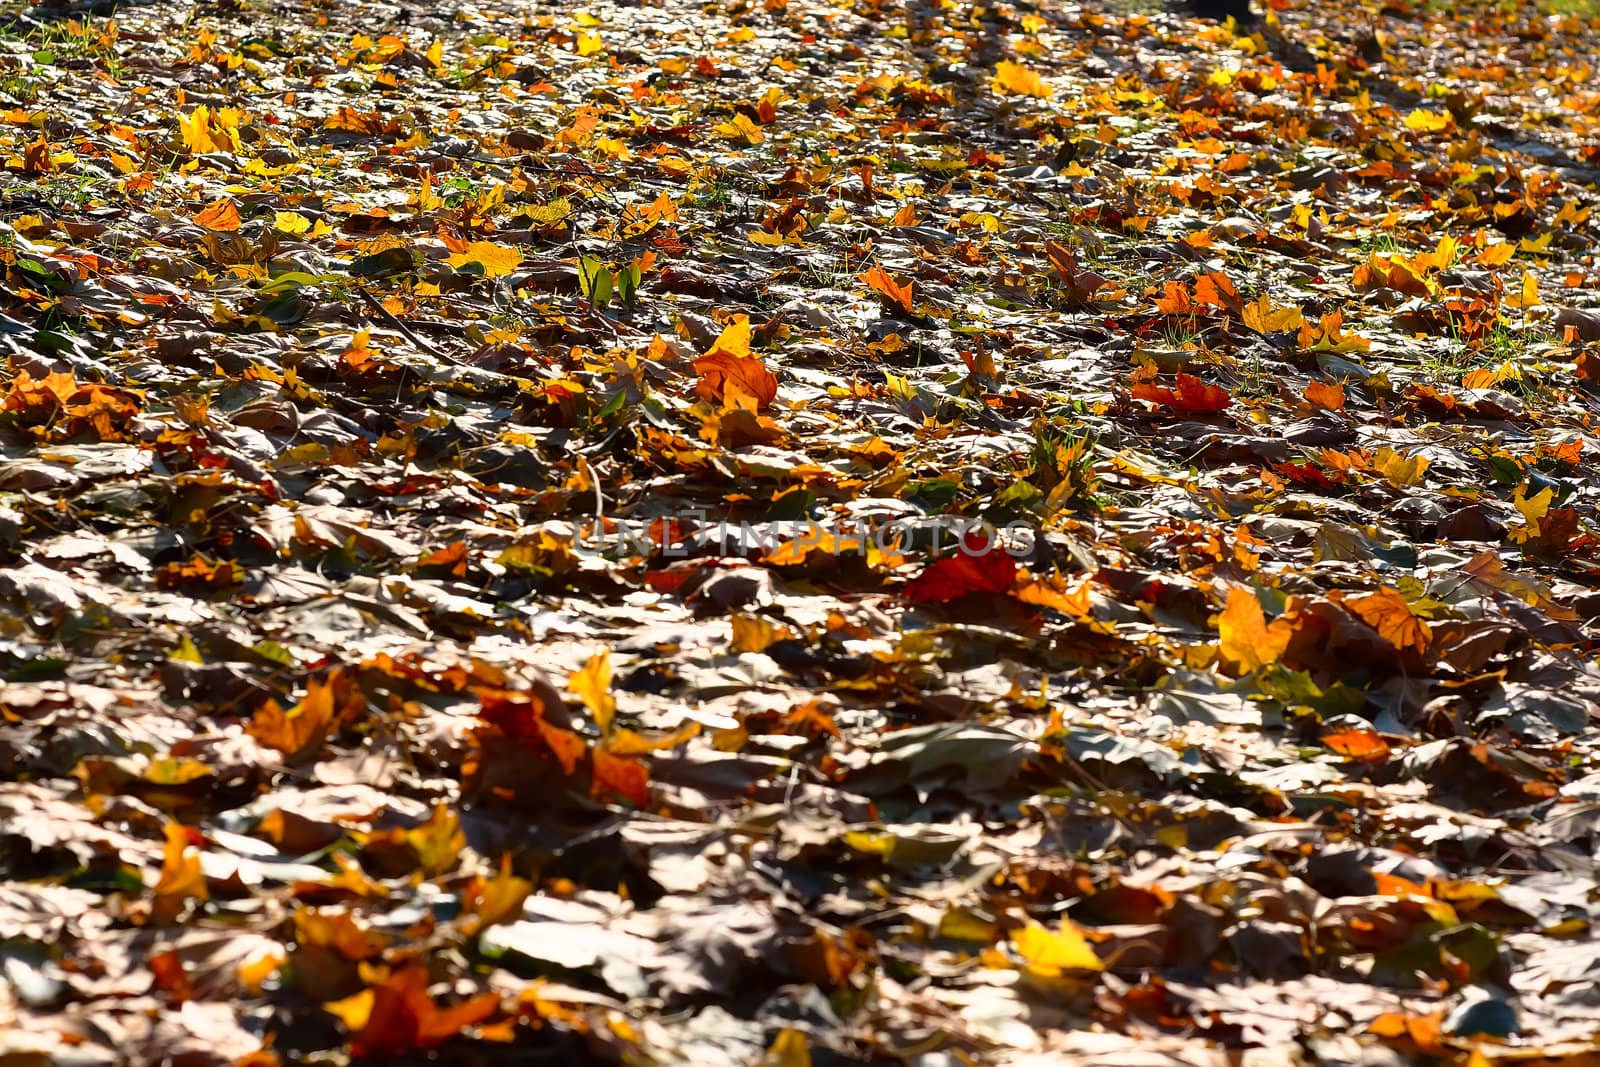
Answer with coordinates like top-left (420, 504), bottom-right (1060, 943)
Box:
top-left (1013, 919), bottom-right (1103, 975)
top-left (860, 264), bottom-right (914, 315)
top-left (1217, 585), bottom-right (1292, 673)
top-left (193, 198), bottom-right (242, 231)
top-left (993, 60), bottom-right (1053, 98)
top-left (326, 965), bottom-right (500, 1058)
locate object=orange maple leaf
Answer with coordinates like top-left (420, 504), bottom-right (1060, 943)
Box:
top-left (193, 197), bottom-right (242, 231)
top-left (249, 671), bottom-right (339, 761)
top-left (1154, 281), bottom-right (1193, 316)
top-left (860, 264), bottom-right (914, 315)
top-left (592, 749), bottom-right (650, 806)
top-left (693, 318), bottom-right (778, 411)
top-left (1303, 380), bottom-right (1346, 412)
top-left (1323, 729), bottom-right (1391, 763)
top-left (151, 822), bottom-right (209, 923)
top-left (2, 368), bottom-right (79, 421)
top-left (1343, 587), bottom-right (1430, 655)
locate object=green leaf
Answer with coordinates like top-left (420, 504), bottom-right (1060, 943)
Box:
top-left (617, 263), bottom-right (642, 307)
top-left (347, 247), bottom-right (417, 278)
top-left (259, 271), bottom-right (331, 295)
top-left (577, 255), bottom-right (613, 307)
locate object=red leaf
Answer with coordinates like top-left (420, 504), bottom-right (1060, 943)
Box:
top-left (592, 749), bottom-right (650, 806)
top-left (343, 966), bottom-right (499, 1058)
top-left (905, 551), bottom-right (1017, 603)
top-left (534, 719), bottom-right (587, 776)
top-left (1131, 373), bottom-right (1232, 415)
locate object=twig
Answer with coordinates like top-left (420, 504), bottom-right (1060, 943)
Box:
top-left (355, 286), bottom-right (466, 368)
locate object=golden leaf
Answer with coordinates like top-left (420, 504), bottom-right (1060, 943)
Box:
top-left (1513, 482), bottom-right (1554, 531)
top-left (758, 1028), bottom-right (812, 1067)
top-left (712, 113), bottom-right (764, 145)
top-left (407, 805), bottom-right (465, 877)
top-left (1241, 292), bottom-right (1304, 334)
top-left (1403, 109), bottom-right (1452, 132)
top-left (1012, 920), bottom-right (1103, 975)
top-left (1217, 585), bottom-right (1291, 673)
top-left (1371, 448), bottom-right (1430, 488)
top-left (446, 241), bottom-right (522, 278)
top-left (463, 856), bottom-right (532, 932)
top-left (152, 821), bottom-right (208, 922)
top-left (568, 648), bottom-right (616, 737)
top-left (993, 60), bottom-right (1052, 99)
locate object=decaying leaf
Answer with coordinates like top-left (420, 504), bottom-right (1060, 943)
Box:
top-left (5, 0), bottom-right (1600, 1062)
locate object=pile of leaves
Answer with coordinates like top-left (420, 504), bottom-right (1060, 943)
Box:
top-left (3, 0), bottom-right (1600, 1061)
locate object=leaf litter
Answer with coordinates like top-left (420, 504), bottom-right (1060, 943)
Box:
top-left (2, 0), bottom-right (1600, 1062)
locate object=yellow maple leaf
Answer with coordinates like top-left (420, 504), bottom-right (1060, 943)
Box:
top-left (1477, 242), bottom-right (1515, 267)
top-left (1507, 270), bottom-right (1540, 309)
top-left (1013, 920), bottom-right (1103, 975)
top-left (713, 113), bottom-right (765, 145)
top-left (1217, 585), bottom-right (1292, 673)
top-left (575, 30), bottom-right (604, 56)
top-left (273, 211), bottom-right (311, 235)
top-left (759, 1029), bottom-right (811, 1067)
top-left (407, 804), bottom-right (465, 877)
top-left (1403, 109), bottom-right (1452, 132)
top-left (569, 648), bottom-right (616, 737)
top-left (463, 856), bottom-right (532, 932)
top-left (994, 60), bottom-right (1052, 99)
top-left (1241, 292), bottom-right (1304, 334)
top-left (1511, 482), bottom-right (1554, 540)
top-left (447, 241), bottom-right (522, 278)
top-left (177, 105), bottom-right (242, 155)
top-left (705, 316), bottom-right (752, 360)
top-left (1371, 447), bottom-right (1430, 488)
